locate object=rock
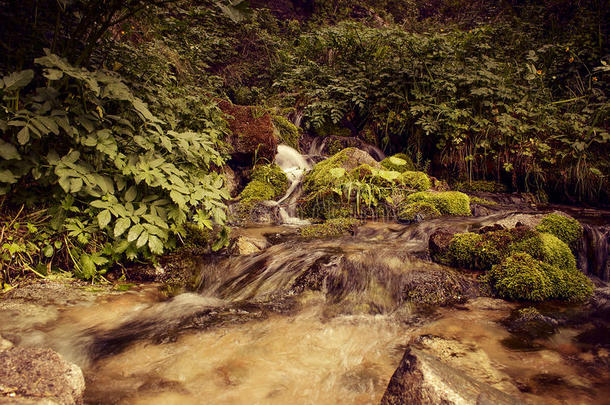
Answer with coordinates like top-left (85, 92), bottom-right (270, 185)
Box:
top-left (381, 347), bottom-right (523, 405)
top-left (504, 307), bottom-right (558, 340)
top-left (471, 203), bottom-right (492, 216)
top-left (230, 235), bottom-right (269, 255)
top-left (217, 100), bottom-right (278, 165)
top-left (428, 229), bottom-right (457, 263)
top-left (0, 336), bottom-right (13, 351)
top-left (0, 347), bottom-right (85, 405)
top-left (222, 166), bottom-right (240, 198)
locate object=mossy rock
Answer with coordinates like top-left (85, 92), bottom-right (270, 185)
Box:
top-left (272, 115), bottom-right (300, 151)
top-left (398, 202), bottom-right (440, 222)
top-left (455, 180), bottom-right (507, 193)
top-left (236, 180), bottom-right (276, 212)
top-left (380, 153), bottom-right (415, 172)
top-left (447, 233), bottom-right (484, 269)
top-left (300, 218), bottom-right (361, 239)
top-left (488, 252), bottom-right (593, 303)
top-left (535, 213), bottom-right (583, 247)
top-left (406, 191), bottom-right (471, 216)
top-left (488, 253), bottom-right (553, 302)
top-left (538, 233), bottom-right (577, 271)
top-left (400, 171), bottom-right (431, 191)
top-left (250, 164), bottom-right (289, 197)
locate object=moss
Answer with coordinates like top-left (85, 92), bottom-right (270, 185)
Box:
top-left (400, 171), bottom-right (431, 191)
top-left (470, 196), bottom-right (498, 206)
top-left (313, 122), bottom-right (352, 138)
top-left (272, 115), bottom-right (300, 151)
top-left (535, 213), bottom-right (583, 247)
top-left (303, 148), bottom-right (354, 192)
top-left (488, 251), bottom-right (592, 303)
top-left (539, 233), bottom-right (577, 271)
top-left (236, 180), bottom-right (276, 212)
top-left (380, 153), bottom-right (415, 172)
top-left (406, 191), bottom-right (471, 216)
top-left (300, 218), bottom-right (361, 239)
top-left (455, 180), bottom-right (507, 193)
top-left (326, 138), bottom-right (344, 155)
top-left (250, 164), bottom-right (289, 197)
top-left (448, 233), bottom-right (483, 268)
top-left (397, 201), bottom-right (440, 222)
top-left (489, 253), bottom-right (553, 302)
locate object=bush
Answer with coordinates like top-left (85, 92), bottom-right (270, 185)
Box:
top-left (380, 154), bottom-right (415, 172)
top-left (397, 202), bottom-right (440, 222)
top-left (536, 213), bottom-right (583, 247)
top-left (406, 191), bottom-right (471, 216)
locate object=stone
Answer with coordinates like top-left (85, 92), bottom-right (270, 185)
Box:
top-left (428, 229), bottom-right (457, 262)
top-left (0, 336), bottom-right (13, 351)
top-left (381, 348), bottom-right (523, 405)
top-left (217, 100), bottom-right (278, 165)
top-left (0, 347), bottom-right (85, 405)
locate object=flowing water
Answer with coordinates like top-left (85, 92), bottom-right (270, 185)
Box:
top-left (2, 213), bottom-right (609, 404)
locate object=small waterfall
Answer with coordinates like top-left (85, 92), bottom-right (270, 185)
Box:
top-left (274, 145), bottom-right (312, 225)
top-left (578, 224), bottom-right (610, 280)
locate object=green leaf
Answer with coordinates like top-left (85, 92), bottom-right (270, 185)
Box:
top-left (124, 186), bottom-right (137, 202)
top-left (148, 235), bottom-right (163, 255)
top-left (0, 170), bottom-right (18, 184)
top-left (2, 70), bottom-right (34, 91)
top-left (43, 69), bottom-right (63, 81)
top-left (17, 127), bottom-right (30, 145)
top-left (0, 140), bottom-right (21, 160)
top-left (97, 209), bottom-right (112, 228)
top-left (127, 224), bottom-right (144, 242)
top-left (79, 253), bottom-right (97, 280)
top-left (136, 230), bottom-right (149, 249)
top-left (114, 217), bottom-right (131, 238)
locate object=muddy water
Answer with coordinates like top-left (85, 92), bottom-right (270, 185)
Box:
top-left (2, 214), bottom-right (609, 404)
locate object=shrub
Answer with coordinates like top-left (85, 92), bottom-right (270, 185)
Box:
top-left (406, 191), bottom-right (471, 216)
top-left (380, 154), bottom-right (415, 172)
top-left (272, 115), bottom-right (300, 151)
top-left (397, 202), bottom-right (440, 222)
top-left (535, 213), bottom-right (583, 247)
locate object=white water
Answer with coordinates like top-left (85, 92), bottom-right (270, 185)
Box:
top-left (274, 145), bottom-right (312, 225)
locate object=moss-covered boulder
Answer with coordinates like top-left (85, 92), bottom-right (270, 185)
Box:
top-left (488, 252), bottom-right (593, 302)
top-left (234, 164), bottom-right (288, 221)
top-left (300, 218), bottom-right (361, 239)
top-left (217, 100), bottom-right (278, 164)
top-left (380, 153), bottom-right (415, 172)
top-left (272, 115), bottom-right (300, 151)
top-left (400, 171), bottom-right (431, 191)
top-left (398, 202), bottom-right (440, 222)
top-left (535, 213), bottom-right (583, 247)
top-left (406, 191), bottom-right (471, 216)
top-left (250, 164), bottom-right (289, 197)
top-left (304, 148), bottom-right (381, 192)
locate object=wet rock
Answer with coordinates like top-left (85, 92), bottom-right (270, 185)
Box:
top-left (230, 235), bottom-right (269, 255)
top-left (427, 229), bottom-right (457, 263)
top-left (590, 285), bottom-right (610, 318)
top-left (504, 307), bottom-right (558, 340)
top-left (0, 336), bottom-right (13, 351)
top-left (471, 203), bottom-right (492, 217)
top-left (381, 347), bottom-right (523, 405)
top-left (217, 100), bottom-right (278, 164)
top-left (0, 347), bottom-right (85, 405)
top-left (222, 166), bottom-right (240, 198)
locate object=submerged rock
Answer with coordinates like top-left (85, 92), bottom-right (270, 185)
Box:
top-left (0, 347), bottom-right (85, 405)
top-left (381, 347), bottom-right (522, 405)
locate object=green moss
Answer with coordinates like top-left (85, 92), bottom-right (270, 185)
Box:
top-left (406, 191), bottom-right (471, 216)
top-left (272, 115), bottom-right (300, 151)
top-left (300, 218), bottom-right (361, 239)
top-left (380, 153), bottom-right (415, 172)
top-left (539, 233), bottom-right (577, 271)
top-left (236, 180), bottom-right (276, 211)
top-left (489, 253), bottom-right (553, 302)
top-left (250, 164), bottom-right (289, 197)
top-left (397, 201), bottom-right (440, 222)
top-left (303, 148), bottom-right (354, 192)
top-left (455, 180), bottom-right (507, 193)
top-left (535, 213), bottom-right (583, 247)
top-left (470, 196), bottom-right (498, 206)
top-left (400, 171), bottom-right (431, 191)
top-left (326, 138), bottom-right (344, 155)
top-left (448, 233), bottom-right (483, 268)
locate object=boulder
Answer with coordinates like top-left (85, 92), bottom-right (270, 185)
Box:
top-left (0, 347), bottom-right (85, 405)
top-left (428, 229), bottom-right (457, 263)
top-left (381, 348), bottom-right (523, 405)
top-left (217, 100), bottom-right (278, 165)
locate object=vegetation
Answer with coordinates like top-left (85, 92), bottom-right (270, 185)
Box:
top-left (397, 201), bottom-right (440, 222)
top-left (300, 218), bottom-right (361, 239)
top-left (272, 115), bottom-right (300, 151)
top-left (406, 191), bottom-right (471, 216)
top-left (380, 154), bottom-right (415, 172)
top-left (535, 213), bottom-right (584, 247)
top-left (234, 164), bottom-right (288, 219)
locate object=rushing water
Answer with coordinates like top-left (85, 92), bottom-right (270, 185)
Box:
top-left (2, 213), bottom-right (609, 404)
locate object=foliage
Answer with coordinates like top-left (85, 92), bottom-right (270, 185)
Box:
top-left (272, 115), bottom-right (300, 151)
top-left (380, 154), bottom-right (415, 172)
top-left (406, 191), bottom-right (471, 216)
top-left (0, 53), bottom-right (229, 280)
top-left (535, 213), bottom-right (583, 247)
top-left (299, 218), bottom-right (361, 239)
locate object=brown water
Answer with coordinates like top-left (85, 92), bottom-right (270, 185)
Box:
top-left (2, 215), bottom-right (609, 404)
